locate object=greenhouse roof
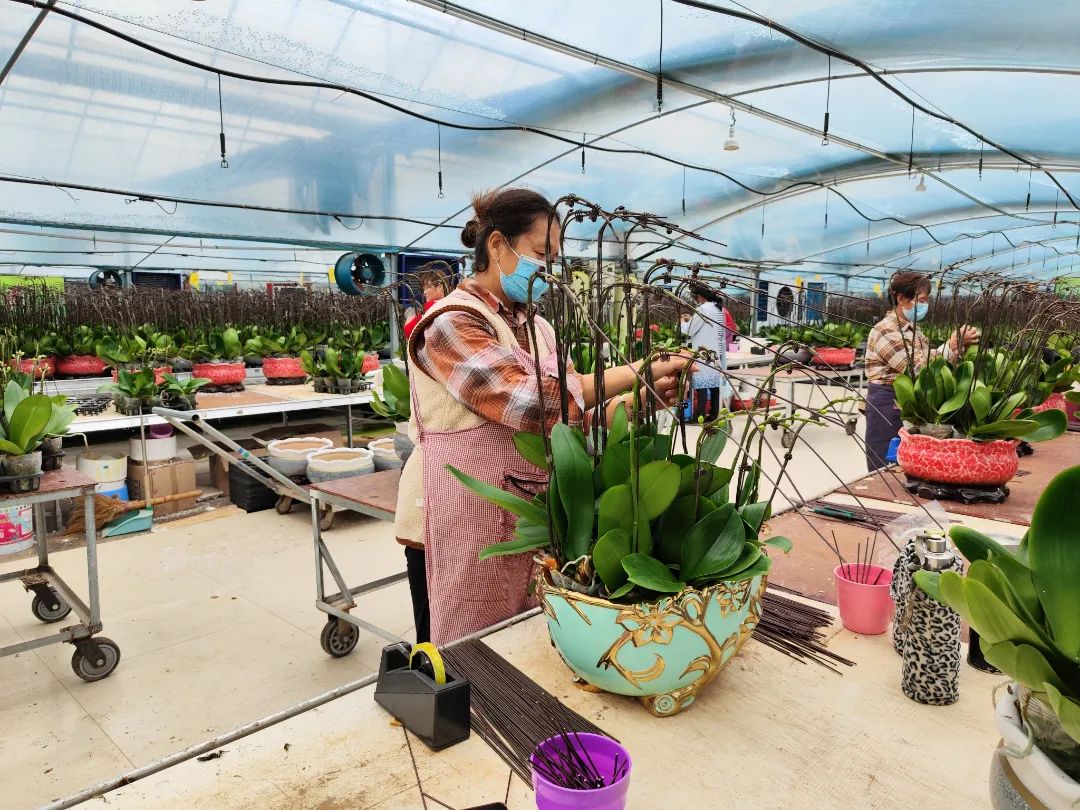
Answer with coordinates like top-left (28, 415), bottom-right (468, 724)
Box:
top-left (3, 0), bottom-right (1080, 289)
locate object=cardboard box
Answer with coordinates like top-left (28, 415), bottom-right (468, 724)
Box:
top-left (127, 456), bottom-right (198, 517)
top-left (188, 439), bottom-right (264, 498)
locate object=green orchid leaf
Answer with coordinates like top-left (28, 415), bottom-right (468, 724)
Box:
top-left (600, 442), bottom-right (632, 488)
top-left (9, 394), bottom-right (52, 453)
top-left (684, 505), bottom-right (745, 580)
top-left (598, 484), bottom-right (634, 539)
top-left (656, 495), bottom-right (711, 565)
top-left (949, 525), bottom-right (1016, 564)
top-left (718, 553), bottom-right (771, 583)
top-left (763, 535), bottom-right (793, 554)
top-left (969, 384), bottom-right (992, 424)
top-left (969, 419), bottom-right (1039, 438)
top-left (964, 578), bottom-right (1048, 654)
top-left (478, 534), bottom-right (548, 560)
top-left (893, 374), bottom-right (916, 415)
top-left (937, 570), bottom-right (973, 623)
top-left (607, 581), bottom-right (635, 600)
top-left (739, 501), bottom-right (771, 538)
top-left (551, 422), bottom-right (595, 560)
top-left (607, 402), bottom-right (629, 445)
top-left (698, 425), bottom-right (728, 464)
top-left (702, 542), bottom-right (761, 582)
top-left (1028, 465), bottom-right (1080, 659)
top-left (678, 461), bottom-right (712, 498)
top-left (914, 570), bottom-right (944, 603)
top-left (636, 460), bottom-right (681, 521)
top-left (512, 432), bottom-right (548, 469)
top-left (1023, 408), bottom-right (1067, 443)
top-left (621, 553), bottom-right (685, 594)
top-left (592, 528), bottom-right (632, 591)
top-left (991, 551), bottom-right (1043, 628)
top-left (447, 466), bottom-right (548, 528)
top-left (0, 438), bottom-right (24, 455)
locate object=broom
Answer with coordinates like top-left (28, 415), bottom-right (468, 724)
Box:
top-left (64, 491), bottom-right (203, 535)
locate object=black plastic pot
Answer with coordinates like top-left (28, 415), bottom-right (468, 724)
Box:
top-left (228, 461), bottom-right (278, 513)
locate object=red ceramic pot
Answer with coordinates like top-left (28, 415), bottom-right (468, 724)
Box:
top-left (11, 357), bottom-right (56, 378)
top-left (1066, 398), bottom-right (1079, 424)
top-left (361, 353), bottom-right (381, 374)
top-left (811, 347), bottom-right (856, 368)
top-left (57, 355), bottom-right (108, 377)
top-left (193, 362), bottom-right (245, 386)
top-left (111, 366), bottom-right (172, 385)
top-left (896, 428), bottom-right (1019, 486)
top-left (262, 356), bottom-right (306, 380)
top-left (1032, 392), bottom-right (1067, 414)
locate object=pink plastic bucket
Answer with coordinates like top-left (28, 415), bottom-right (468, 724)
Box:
top-left (531, 733), bottom-right (631, 810)
top-left (834, 564), bottom-right (894, 635)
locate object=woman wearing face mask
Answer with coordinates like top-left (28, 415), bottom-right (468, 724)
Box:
top-left (863, 272), bottom-right (980, 471)
top-left (394, 188), bottom-right (693, 645)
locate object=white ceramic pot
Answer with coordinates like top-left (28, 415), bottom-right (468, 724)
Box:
top-left (368, 438), bottom-right (401, 471)
top-left (128, 435), bottom-right (177, 463)
top-left (306, 448), bottom-right (374, 483)
top-left (266, 437), bottom-right (333, 477)
top-left (76, 450), bottom-right (127, 484)
top-left (992, 683), bottom-right (1080, 809)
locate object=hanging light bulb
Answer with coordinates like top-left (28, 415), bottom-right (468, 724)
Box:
top-left (724, 107), bottom-right (740, 152)
top-left (915, 173), bottom-right (927, 192)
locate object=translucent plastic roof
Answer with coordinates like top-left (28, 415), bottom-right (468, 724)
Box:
top-left (3, 0), bottom-right (1080, 289)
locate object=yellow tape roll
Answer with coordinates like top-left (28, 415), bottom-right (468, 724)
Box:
top-left (409, 642), bottom-right (447, 685)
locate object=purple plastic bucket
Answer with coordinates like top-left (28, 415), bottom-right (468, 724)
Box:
top-left (148, 423), bottom-right (174, 439)
top-left (531, 733), bottom-right (631, 810)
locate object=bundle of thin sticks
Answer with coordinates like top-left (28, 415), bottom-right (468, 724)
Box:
top-left (441, 639), bottom-right (611, 785)
top-left (803, 498), bottom-right (905, 530)
top-left (757, 589), bottom-right (854, 673)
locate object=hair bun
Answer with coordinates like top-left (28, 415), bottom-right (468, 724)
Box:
top-left (461, 218), bottom-right (480, 249)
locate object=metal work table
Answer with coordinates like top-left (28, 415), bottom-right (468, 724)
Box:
top-left (0, 468), bottom-right (121, 681)
top-left (308, 470), bottom-right (407, 657)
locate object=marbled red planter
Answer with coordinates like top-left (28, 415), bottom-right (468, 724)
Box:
top-left (262, 356), bottom-right (306, 380)
top-left (11, 357), bottom-right (56, 378)
top-left (57, 355), bottom-right (107, 377)
top-left (1032, 392), bottom-right (1067, 413)
top-left (193, 362), bottom-right (246, 386)
top-left (896, 428), bottom-right (1019, 486)
top-left (362, 354), bottom-right (381, 374)
top-left (811, 347), bottom-right (856, 367)
top-left (1066, 398), bottom-right (1079, 424)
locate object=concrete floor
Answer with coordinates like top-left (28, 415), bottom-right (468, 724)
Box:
top-left (0, 383), bottom-right (871, 807)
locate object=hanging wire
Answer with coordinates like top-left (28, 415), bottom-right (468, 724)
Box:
top-left (1025, 166), bottom-right (1033, 211)
top-left (907, 107), bottom-right (915, 176)
top-left (978, 140), bottom-right (984, 179)
top-left (656, 0), bottom-right (664, 113)
top-left (1053, 189), bottom-right (1059, 227)
top-left (217, 74), bottom-right (228, 169)
top-left (437, 124), bottom-right (444, 199)
top-left (823, 184), bottom-right (829, 229)
top-left (760, 203), bottom-right (765, 239)
top-left (580, 133), bottom-right (586, 174)
top-left (821, 55), bottom-right (831, 146)
top-left (866, 221), bottom-right (872, 254)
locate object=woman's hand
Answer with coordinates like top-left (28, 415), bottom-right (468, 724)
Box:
top-left (947, 324), bottom-right (981, 354)
top-left (641, 350), bottom-right (696, 380)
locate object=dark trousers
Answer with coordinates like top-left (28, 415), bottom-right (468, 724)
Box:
top-left (694, 387), bottom-right (721, 420)
top-left (404, 546), bottom-right (430, 644)
top-left (865, 382), bottom-right (903, 471)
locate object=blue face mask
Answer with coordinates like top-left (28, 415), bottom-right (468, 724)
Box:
top-left (497, 244), bottom-right (548, 304)
top-left (902, 301), bottom-right (929, 322)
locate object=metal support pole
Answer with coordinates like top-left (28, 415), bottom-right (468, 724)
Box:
top-left (0, 0), bottom-right (55, 89)
top-left (83, 492), bottom-right (100, 625)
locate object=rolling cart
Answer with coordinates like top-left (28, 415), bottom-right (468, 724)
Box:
top-left (308, 471), bottom-right (407, 657)
top-left (0, 468), bottom-right (121, 681)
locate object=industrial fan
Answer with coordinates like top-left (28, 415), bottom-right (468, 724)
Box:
top-left (333, 252), bottom-right (386, 295)
top-left (88, 269), bottom-right (128, 290)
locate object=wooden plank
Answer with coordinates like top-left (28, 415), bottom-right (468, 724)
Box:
top-left (311, 470), bottom-right (401, 516)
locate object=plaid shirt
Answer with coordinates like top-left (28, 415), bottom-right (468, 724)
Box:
top-left (865, 311), bottom-right (944, 385)
top-left (413, 279), bottom-right (585, 433)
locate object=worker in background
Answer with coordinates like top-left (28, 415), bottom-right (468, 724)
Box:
top-left (863, 271), bottom-right (979, 471)
top-left (680, 283), bottom-right (730, 420)
top-left (393, 187), bottom-right (692, 646)
top-left (403, 273), bottom-right (447, 340)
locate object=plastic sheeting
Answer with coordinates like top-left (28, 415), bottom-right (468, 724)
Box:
top-left (1, 0), bottom-right (1079, 288)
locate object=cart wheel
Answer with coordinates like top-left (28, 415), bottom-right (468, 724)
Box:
top-left (275, 495), bottom-right (293, 515)
top-left (319, 504), bottom-right (335, 531)
top-left (31, 591), bottom-right (71, 623)
top-left (320, 617), bottom-right (358, 658)
top-left (71, 637), bottom-right (121, 682)
top-left (781, 428), bottom-right (797, 449)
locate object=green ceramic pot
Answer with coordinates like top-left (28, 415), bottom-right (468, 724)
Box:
top-left (538, 570), bottom-right (766, 716)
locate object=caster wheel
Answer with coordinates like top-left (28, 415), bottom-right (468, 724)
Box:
top-left (320, 617), bottom-right (358, 658)
top-left (71, 637), bottom-right (121, 682)
top-left (31, 591), bottom-right (71, 623)
top-left (319, 505), bottom-right (334, 531)
top-left (275, 495), bottom-right (293, 515)
top-left (781, 428), bottom-right (797, 449)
